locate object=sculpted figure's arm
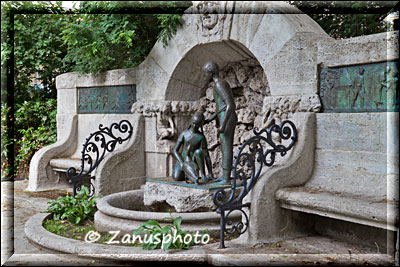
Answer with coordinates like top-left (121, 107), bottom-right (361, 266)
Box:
top-left (216, 80), bottom-right (235, 133)
top-left (173, 133), bottom-right (185, 167)
top-left (204, 112), bottom-right (217, 124)
top-left (201, 138), bottom-right (214, 180)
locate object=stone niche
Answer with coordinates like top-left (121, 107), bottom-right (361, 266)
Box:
top-left (200, 58), bottom-right (270, 178)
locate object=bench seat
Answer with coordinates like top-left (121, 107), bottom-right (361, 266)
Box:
top-left (276, 186), bottom-right (398, 231)
top-left (49, 158), bottom-right (90, 174)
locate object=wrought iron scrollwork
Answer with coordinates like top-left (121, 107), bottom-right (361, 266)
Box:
top-left (66, 120), bottom-right (133, 197)
top-left (213, 120), bottom-right (297, 248)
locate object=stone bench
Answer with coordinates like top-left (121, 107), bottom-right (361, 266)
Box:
top-left (49, 158), bottom-right (88, 173)
top-left (51, 119), bottom-right (135, 196)
top-left (275, 112), bottom-right (399, 232)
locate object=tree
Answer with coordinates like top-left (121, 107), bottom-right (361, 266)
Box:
top-left (1, 1), bottom-right (73, 179)
top-left (288, 1), bottom-right (398, 39)
top-left (1, 1), bottom-right (191, 179)
top-left (61, 1), bottom-right (191, 74)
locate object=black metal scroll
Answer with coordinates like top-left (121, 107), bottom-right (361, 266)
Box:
top-left (66, 120), bottom-right (133, 197)
top-left (213, 120), bottom-right (297, 248)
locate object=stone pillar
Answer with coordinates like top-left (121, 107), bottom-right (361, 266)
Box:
top-left (27, 73), bottom-right (79, 191)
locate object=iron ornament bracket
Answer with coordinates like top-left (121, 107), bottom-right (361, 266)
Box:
top-left (213, 120), bottom-right (297, 248)
top-left (66, 120), bottom-right (133, 197)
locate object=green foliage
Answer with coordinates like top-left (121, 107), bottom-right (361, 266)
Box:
top-left (15, 99), bottom-right (57, 174)
top-left (2, 1), bottom-right (76, 103)
top-left (61, 1), bottom-right (189, 75)
top-left (42, 218), bottom-right (101, 242)
top-left (288, 1), bottom-right (397, 39)
top-left (44, 186), bottom-right (101, 224)
top-left (1, 99), bottom-right (57, 178)
top-left (1, 1), bottom-right (191, 178)
top-left (133, 213), bottom-right (196, 250)
top-left (43, 218), bottom-right (71, 234)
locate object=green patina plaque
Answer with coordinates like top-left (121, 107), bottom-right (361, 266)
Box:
top-left (78, 85), bottom-right (136, 114)
top-left (320, 61), bottom-right (398, 112)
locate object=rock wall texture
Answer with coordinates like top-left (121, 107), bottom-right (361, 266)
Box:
top-left (198, 59), bottom-right (269, 177)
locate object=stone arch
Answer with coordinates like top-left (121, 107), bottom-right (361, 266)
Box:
top-left (165, 40), bottom-right (258, 101)
top-left (135, 1), bottom-right (329, 102)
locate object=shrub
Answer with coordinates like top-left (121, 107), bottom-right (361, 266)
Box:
top-left (133, 212), bottom-right (199, 250)
top-left (44, 185), bottom-right (101, 224)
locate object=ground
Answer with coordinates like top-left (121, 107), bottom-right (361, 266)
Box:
top-left (1, 179), bottom-right (395, 266)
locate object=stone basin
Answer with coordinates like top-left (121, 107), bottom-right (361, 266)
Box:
top-left (95, 189), bottom-right (242, 237)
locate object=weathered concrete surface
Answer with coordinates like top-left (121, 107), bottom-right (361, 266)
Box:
top-left (94, 114), bottom-right (146, 196)
top-left (240, 112), bottom-right (317, 245)
top-left (275, 188), bottom-right (398, 231)
top-left (27, 115), bottom-right (78, 192)
top-left (94, 189), bottom-right (230, 236)
top-left (2, 180), bottom-right (396, 265)
top-left (318, 31), bottom-right (399, 68)
top-left (2, 180), bottom-right (131, 266)
top-left (144, 182), bottom-right (216, 212)
top-left (274, 112), bottom-right (399, 252)
top-left (282, 112), bottom-right (398, 203)
top-left (30, 67), bottom-right (140, 194)
top-left (24, 209), bottom-right (395, 265)
top-left (56, 69), bottom-right (136, 89)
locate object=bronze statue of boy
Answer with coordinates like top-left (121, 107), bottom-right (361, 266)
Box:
top-left (201, 61), bottom-right (238, 185)
top-left (173, 111), bottom-right (214, 184)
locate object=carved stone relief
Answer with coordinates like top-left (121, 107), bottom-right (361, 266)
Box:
top-left (133, 59), bottom-right (321, 177)
top-left (194, 1), bottom-right (227, 37)
top-left (259, 95), bottom-right (321, 130)
top-left (320, 61), bottom-right (399, 112)
top-left (132, 101), bottom-right (199, 151)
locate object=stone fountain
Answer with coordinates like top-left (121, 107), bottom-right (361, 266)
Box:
top-left (94, 61), bottom-right (243, 237)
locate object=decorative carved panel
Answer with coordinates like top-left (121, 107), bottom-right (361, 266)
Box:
top-left (320, 61), bottom-right (398, 112)
top-left (78, 85), bottom-right (136, 114)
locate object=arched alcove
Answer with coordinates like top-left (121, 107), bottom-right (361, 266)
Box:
top-left (165, 40), bottom-right (258, 101)
top-left (135, 4), bottom-right (328, 103)
top-left (164, 40), bottom-right (270, 177)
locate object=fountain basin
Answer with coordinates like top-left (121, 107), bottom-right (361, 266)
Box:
top-left (95, 189), bottom-right (241, 237)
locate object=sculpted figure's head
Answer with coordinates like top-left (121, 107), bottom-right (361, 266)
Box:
top-left (201, 61), bottom-right (219, 89)
top-left (197, 1), bottom-right (219, 29)
top-left (161, 101), bottom-right (172, 114)
top-left (191, 111), bottom-right (205, 129)
top-left (195, 1), bottom-right (227, 37)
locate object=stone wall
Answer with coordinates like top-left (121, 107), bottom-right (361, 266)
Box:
top-left (28, 69), bottom-right (146, 195)
top-left (243, 30), bottom-right (399, 245)
top-left (28, 4), bottom-right (398, 250)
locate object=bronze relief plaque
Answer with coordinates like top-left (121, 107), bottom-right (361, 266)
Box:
top-left (78, 85), bottom-right (136, 114)
top-left (320, 61), bottom-right (398, 112)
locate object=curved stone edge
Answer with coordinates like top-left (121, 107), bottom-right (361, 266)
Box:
top-left (27, 115), bottom-right (78, 192)
top-left (240, 112), bottom-right (317, 244)
top-left (96, 189), bottom-right (240, 222)
top-left (94, 210), bottom-right (221, 237)
top-left (95, 114), bottom-right (146, 196)
top-left (25, 213), bottom-right (207, 262)
top-left (23, 212), bottom-right (395, 265)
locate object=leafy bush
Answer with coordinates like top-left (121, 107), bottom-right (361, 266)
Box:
top-left (1, 1), bottom-right (191, 179)
top-left (61, 1), bottom-right (191, 75)
top-left (134, 213), bottom-right (196, 250)
top-left (1, 98), bottom-right (57, 178)
top-left (44, 186), bottom-right (101, 224)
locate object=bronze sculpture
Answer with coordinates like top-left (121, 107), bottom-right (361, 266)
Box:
top-left (201, 61), bottom-right (238, 185)
top-left (172, 111), bottom-right (214, 184)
